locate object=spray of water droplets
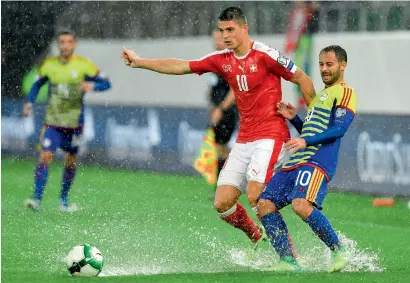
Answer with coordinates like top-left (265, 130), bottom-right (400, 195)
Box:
top-left (95, 228), bottom-right (382, 276)
top-left (229, 231), bottom-right (383, 273)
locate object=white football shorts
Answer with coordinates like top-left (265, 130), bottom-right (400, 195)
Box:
top-left (217, 139), bottom-right (292, 194)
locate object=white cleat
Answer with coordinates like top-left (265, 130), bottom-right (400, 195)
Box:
top-left (59, 203), bottom-right (81, 213)
top-left (25, 198), bottom-right (41, 212)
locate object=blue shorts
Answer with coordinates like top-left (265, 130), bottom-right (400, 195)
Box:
top-left (259, 165), bottom-right (329, 210)
top-left (39, 126), bottom-right (82, 155)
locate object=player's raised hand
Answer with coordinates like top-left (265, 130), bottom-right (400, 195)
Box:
top-left (23, 102), bottom-right (32, 117)
top-left (277, 102), bottom-right (296, 120)
top-left (285, 138), bottom-right (307, 153)
top-left (121, 47), bottom-right (139, 68)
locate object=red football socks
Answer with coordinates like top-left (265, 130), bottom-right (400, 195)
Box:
top-left (221, 203), bottom-right (261, 243)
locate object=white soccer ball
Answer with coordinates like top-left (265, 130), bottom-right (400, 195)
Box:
top-left (66, 244), bottom-right (104, 276)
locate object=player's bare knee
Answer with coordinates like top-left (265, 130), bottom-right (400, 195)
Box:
top-left (213, 194), bottom-right (236, 213)
top-left (246, 193), bottom-right (259, 208)
top-left (257, 199), bottom-right (277, 217)
top-left (291, 198), bottom-right (313, 220)
top-left (247, 181), bottom-right (265, 207)
top-left (213, 198), bottom-right (235, 213)
top-left (40, 151), bottom-right (53, 164)
top-left (213, 199), bottom-right (223, 212)
top-left (214, 185), bottom-right (241, 213)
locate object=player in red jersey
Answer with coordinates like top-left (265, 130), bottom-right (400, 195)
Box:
top-left (122, 7), bottom-right (316, 247)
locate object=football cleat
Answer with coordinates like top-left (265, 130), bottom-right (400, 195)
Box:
top-left (264, 256), bottom-right (301, 272)
top-left (328, 246), bottom-right (351, 273)
top-left (24, 198), bottom-right (41, 212)
top-left (59, 201), bottom-right (80, 213)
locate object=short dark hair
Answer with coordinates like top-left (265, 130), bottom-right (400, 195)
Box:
top-left (320, 45), bottom-right (347, 63)
top-left (218, 7), bottom-right (247, 25)
top-left (57, 30), bottom-right (76, 40)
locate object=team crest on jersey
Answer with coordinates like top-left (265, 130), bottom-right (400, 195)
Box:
top-left (320, 93), bottom-right (329, 101)
top-left (222, 64), bottom-right (232, 72)
top-left (336, 108), bottom-right (347, 117)
top-left (71, 71), bottom-right (78, 78)
top-left (43, 138), bottom-right (51, 148)
top-left (250, 64), bottom-right (258, 73)
top-left (277, 52), bottom-right (288, 66)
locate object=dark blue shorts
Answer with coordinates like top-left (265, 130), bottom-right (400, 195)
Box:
top-left (39, 126), bottom-right (82, 155)
top-left (259, 165), bottom-right (329, 210)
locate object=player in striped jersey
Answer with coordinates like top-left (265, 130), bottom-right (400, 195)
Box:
top-left (257, 45), bottom-right (357, 272)
top-left (23, 31), bottom-right (111, 212)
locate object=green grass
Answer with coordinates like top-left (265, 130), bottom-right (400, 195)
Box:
top-left (2, 157), bottom-right (410, 283)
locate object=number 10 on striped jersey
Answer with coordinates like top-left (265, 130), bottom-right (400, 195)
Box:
top-left (295, 170), bottom-right (312, 186)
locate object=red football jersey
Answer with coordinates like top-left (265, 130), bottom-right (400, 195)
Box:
top-left (190, 41), bottom-right (297, 143)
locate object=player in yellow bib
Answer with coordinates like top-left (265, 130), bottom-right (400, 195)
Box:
top-left (258, 45), bottom-right (357, 272)
top-left (23, 31), bottom-right (111, 212)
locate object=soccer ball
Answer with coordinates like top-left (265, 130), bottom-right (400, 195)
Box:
top-left (66, 244), bottom-right (104, 276)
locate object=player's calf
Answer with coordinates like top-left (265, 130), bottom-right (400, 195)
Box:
top-left (247, 181), bottom-right (270, 248)
top-left (215, 185), bottom-right (261, 243)
top-left (25, 150), bottom-right (53, 211)
top-left (246, 180), bottom-right (265, 216)
top-left (33, 151), bottom-right (53, 200)
top-left (293, 198), bottom-right (348, 263)
top-left (292, 198), bottom-right (342, 252)
top-left (257, 199), bottom-right (297, 260)
top-left (60, 153), bottom-right (78, 208)
top-left (291, 198), bottom-right (314, 220)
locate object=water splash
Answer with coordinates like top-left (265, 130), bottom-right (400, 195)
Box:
top-left (76, 229), bottom-right (383, 276)
top-left (227, 232), bottom-right (383, 272)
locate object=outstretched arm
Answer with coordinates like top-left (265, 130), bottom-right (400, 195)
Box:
top-left (122, 47), bottom-right (192, 75)
top-left (85, 73), bottom-right (112, 92)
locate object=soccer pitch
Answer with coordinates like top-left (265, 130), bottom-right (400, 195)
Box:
top-left (2, 158), bottom-right (410, 283)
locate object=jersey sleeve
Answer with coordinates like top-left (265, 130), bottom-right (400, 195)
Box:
top-left (334, 87), bottom-right (357, 130)
top-left (84, 59), bottom-right (99, 78)
top-left (264, 48), bottom-right (297, 81)
top-left (38, 60), bottom-right (49, 78)
top-left (336, 87), bottom-right (357, 114)
top-left (27, 60), bottom-right (50, 103)
top-left (189, 52), bottom-right (221, 76)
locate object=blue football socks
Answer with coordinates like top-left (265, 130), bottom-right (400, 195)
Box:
top-left (60, 165), bottom-right (77, 206)
top-left (262, 211), bottom-right (295, 259)
top-left (34, 163), bottom-right (49, 201)
top-left (304, 208), bottom-right (340, 251)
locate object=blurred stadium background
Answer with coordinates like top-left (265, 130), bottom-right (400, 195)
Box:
top-left (1, 1), bottom-right (410, 282)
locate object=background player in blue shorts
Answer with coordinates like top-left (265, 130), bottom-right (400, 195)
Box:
top-left (23, 31), bottom-right (111, 212)
top-left (257, 45), bottom-right (357, 272)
